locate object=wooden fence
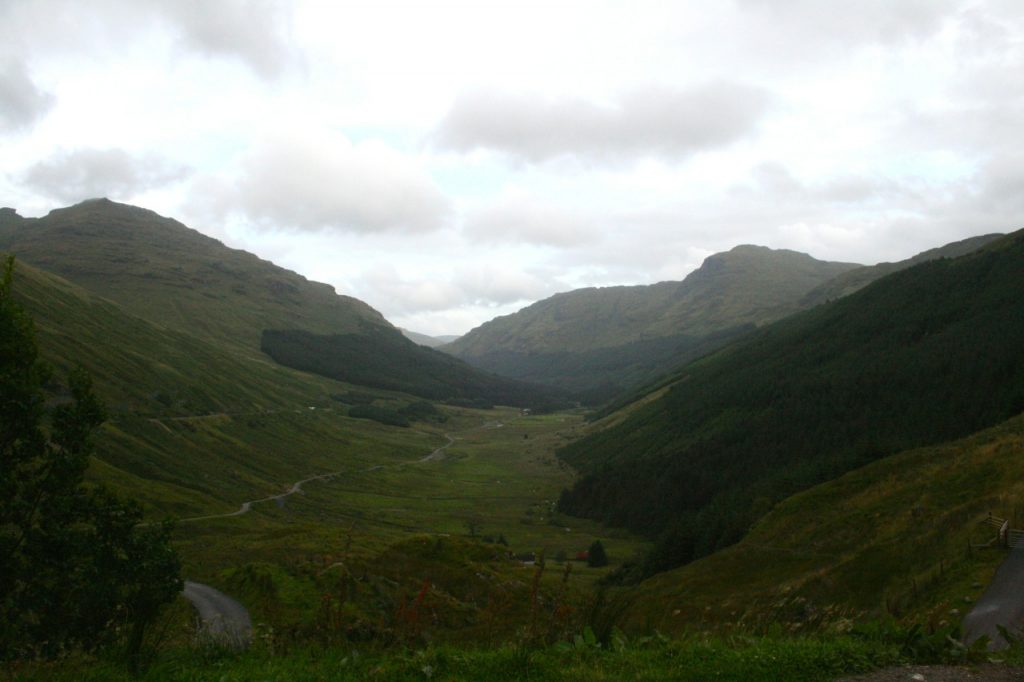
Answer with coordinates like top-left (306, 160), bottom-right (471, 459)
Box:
top-left (983, 513), bottom-right (1024, 549)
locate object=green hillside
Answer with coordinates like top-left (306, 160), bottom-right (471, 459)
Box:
top-left (7, 258), bottom-right (341, 416)
top-left (557, 229), bottom-right (1024, 576)
top-left (444, 245), bottom-right (859, 402)
top-left (0, 199), bottom-right (559, 408)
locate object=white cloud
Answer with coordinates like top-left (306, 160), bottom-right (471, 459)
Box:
top-left (20, 148), bottom-right (190, 203)
top-left (433, 82), bottom-right (773, 164)
top-left (735, 0), bottom-right (960, 51)
top-left (218, 131), bottom-right (452, 234)
top-left (352, 260), bottom-right (560, 324)
top-left (453, 265), bottom-right (557, 307)
top-left (463, 191), bottom-right (599, 247)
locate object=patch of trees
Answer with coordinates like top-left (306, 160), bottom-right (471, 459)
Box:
top-left (348, 404), bottom-right (410, 427)
top-left (558, 232), bottom-right (1024, 580)
top-left (347, 400), bottom-right (446, 428)
top-left (399, 400), bottom-right (447, 424)
top-left (260, 327), bottom-right (571, 411)
top-left (0, 257), bottom-right (181, 668)
top-left (587, 540), bottom-right (608, 567)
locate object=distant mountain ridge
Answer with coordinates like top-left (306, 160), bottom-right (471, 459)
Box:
top-left (400, 328), bottom-right (460, 348)
top-left (801, 233), bottom-right (1005, 307)
top-left (443, 245), bottom-right (860, 402)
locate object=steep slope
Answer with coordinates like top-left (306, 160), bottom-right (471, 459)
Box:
top-left (628, 411), bottom-right (1024, 632)
top-left (0, 199), bottom-right (560, 407)
top-left (557, 229), bottom-right (1024, 575)
top-left (444, 246), bottom-right (859, 401)
top-left (2, 255), bottom-right (438, 519)
top-left (801, 233), bottom-right (1004, 307)
top-left (7, 257), bottom-right (339, 415)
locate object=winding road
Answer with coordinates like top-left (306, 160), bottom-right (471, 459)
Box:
top-left (963, 545), bottom-right (1024, 649)
top-left (179, 431), bottom-right (460, 523)
top-left (182, 581), bottom-right (252, 648)
top-left (178, 428), bottom-right (464, 640)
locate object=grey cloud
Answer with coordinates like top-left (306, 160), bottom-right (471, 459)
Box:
top-left (433, 82), bottom-right (773, 163)
top-left (21, 148), bottom-right (190, 203)
top-left (0, 58), bottom-right (55, 132)
top-left (152, 0), bottom-right (298, 79)
top-left (227, 135), bottom-right (451, 234)
top-left (0, 1), bottom-right (298, 82)
top-left (736, 0), bottom-right (960, 48)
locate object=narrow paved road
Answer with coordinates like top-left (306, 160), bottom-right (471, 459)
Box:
top-left (179, 469), bottom-right (346, 523)
top-left (963, 545), bottom-right (1024, 649)
top-left (181, 429), bottom-right (465, 522)
top-left (182, 581), bottom-right (252, 648)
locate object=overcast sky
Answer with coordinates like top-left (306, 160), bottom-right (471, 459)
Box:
top-left (2, 1), bottom-right (1022, 335)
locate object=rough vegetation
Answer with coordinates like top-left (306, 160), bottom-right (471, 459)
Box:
top-left (4, 199), bottom-right (1024, 680)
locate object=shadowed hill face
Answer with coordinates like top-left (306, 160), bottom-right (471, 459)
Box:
top-left (0, 199), bottom-right (389, 356)
top-left (628, 412), bottom-right (1024, 632)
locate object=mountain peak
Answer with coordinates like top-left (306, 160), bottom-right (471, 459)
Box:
top-left (49, 197), bottom-right (172, 224)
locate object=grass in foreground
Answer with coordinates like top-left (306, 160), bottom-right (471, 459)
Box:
top-left (8, 632), bottom-right (910, 681)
